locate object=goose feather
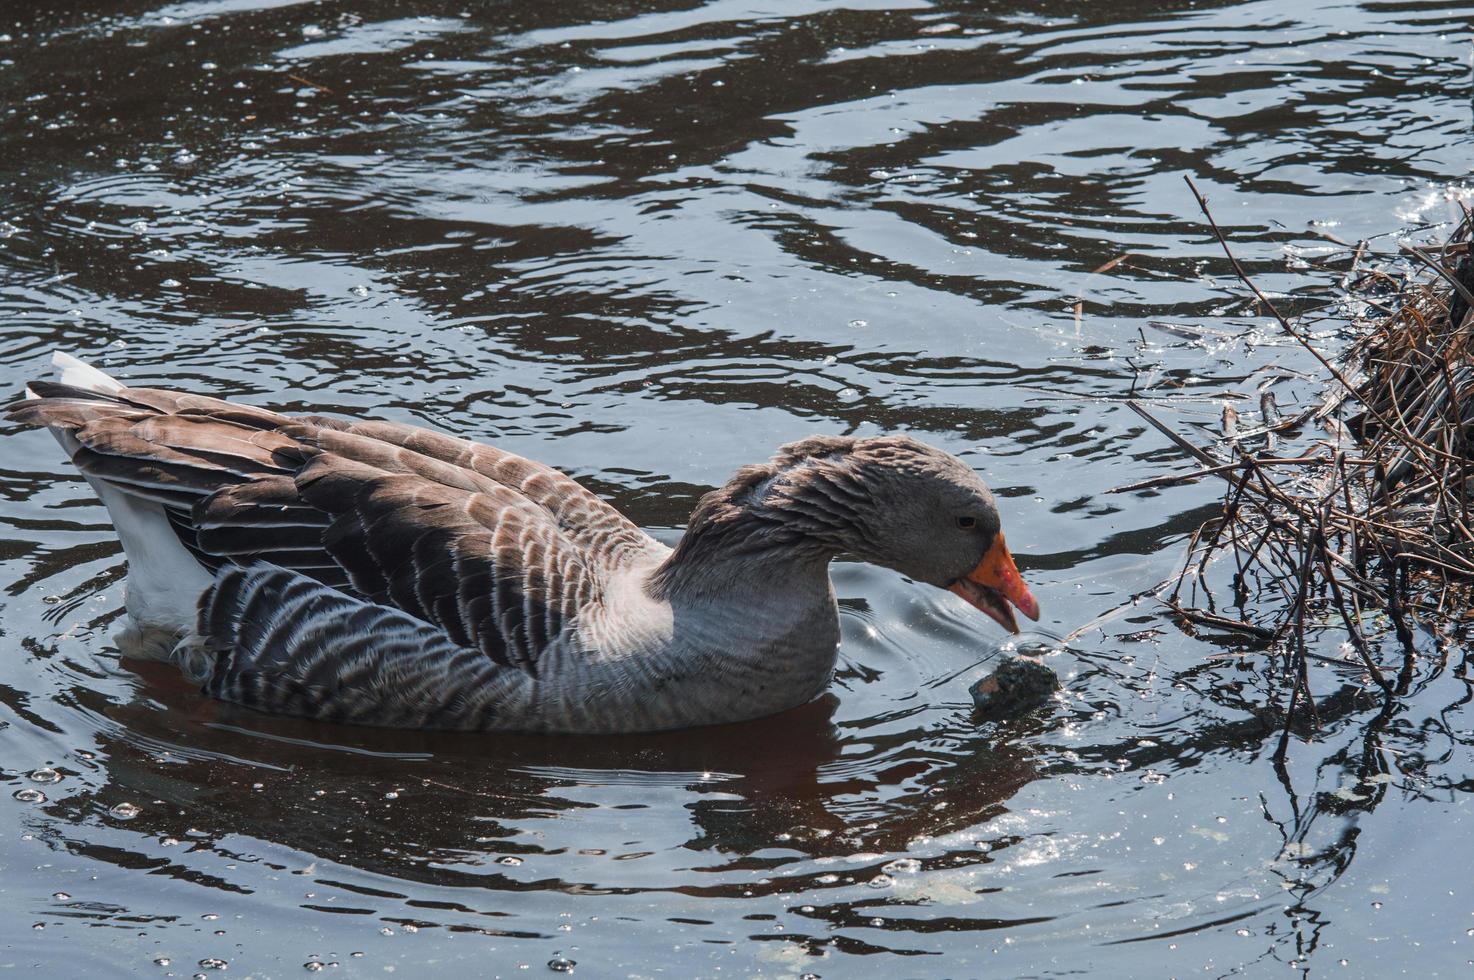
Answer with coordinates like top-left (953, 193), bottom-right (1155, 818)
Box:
top-left (8, 352), bottom-right (1038, 732)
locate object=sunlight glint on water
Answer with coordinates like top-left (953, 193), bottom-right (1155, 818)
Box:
top-left (0, 0), bottom-right (1471, 975)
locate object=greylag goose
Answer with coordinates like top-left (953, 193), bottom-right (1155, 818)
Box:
top-left (9, 353), bottom-right (1040, 734)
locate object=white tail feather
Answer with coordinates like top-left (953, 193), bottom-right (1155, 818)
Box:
top-left (51, 350), bottom-right (125, 393)
top-left (40, 352), bottom-right (211, 656)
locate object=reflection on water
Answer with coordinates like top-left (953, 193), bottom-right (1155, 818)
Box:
top-left (1, 0), bottom-right (1472, 974)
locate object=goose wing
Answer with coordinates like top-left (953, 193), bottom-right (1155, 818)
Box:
top-left (8, 380), bottom-right (659, 675)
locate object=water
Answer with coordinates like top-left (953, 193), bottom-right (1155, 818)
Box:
top-left (0, 0), bottom-right (1470, 975)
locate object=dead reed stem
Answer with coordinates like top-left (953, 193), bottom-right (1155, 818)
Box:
top-left (1145, 178), bottom-right (1474, 755)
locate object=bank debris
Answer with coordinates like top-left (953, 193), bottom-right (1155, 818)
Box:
top-left (1120, 177), bottom-right (1474, 761)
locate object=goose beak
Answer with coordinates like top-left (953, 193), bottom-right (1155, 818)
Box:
top-left (948, 534), bottom-right (1040, 635)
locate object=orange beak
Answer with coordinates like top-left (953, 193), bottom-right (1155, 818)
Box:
top-left (948, 534), bottom-right (1040, 634)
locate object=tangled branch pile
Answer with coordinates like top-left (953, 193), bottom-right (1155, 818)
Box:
top-left (1135, 179), bottom-right (1474, 758)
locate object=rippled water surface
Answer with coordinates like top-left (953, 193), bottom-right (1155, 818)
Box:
top-left (2, 1), bottom-right (1472, 975)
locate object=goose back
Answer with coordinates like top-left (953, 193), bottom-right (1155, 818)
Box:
top-left (8, 381), bottom-right (664, 680)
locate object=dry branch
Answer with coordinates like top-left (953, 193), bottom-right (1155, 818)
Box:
top-left (1141, 179), bottom-right (1474, 755)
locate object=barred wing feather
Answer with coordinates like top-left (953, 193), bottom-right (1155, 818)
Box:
top-left (7, 378), bottom-right (660, 688)
top-left (187, 565), bottom-right (515, 730)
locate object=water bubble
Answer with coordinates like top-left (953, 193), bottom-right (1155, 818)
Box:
top-left (350, 285), bottom-right (370, 297)
top-left (815, 873), bottom-right (839, 884)
top-left (497, 856), bottom-right (523, 866)
top-left (867, 874), bottom-right (895, 889)
top-left (129, 220), bottom-right (149, 233)
top-left (201, 913), bottom-right (219, 921)
top-left (547, 957), bottom-right (575, 973)
top-left (14, 788), bottom-right (46, 803)
top-left (160, 279), bottom-right (182, 288)
top-left (848, 319), bottom-right (867, 328)
top-left (109, 802), bottom-right (142, 820)
top-left (304, 962), bottom-right (324, 972)
top-left (198, 958), bottom-right (228, 970)
top-left (202, 61), bottom-right (217, 70)
top-left (53, 892), bottom-right (71, 901)
top-left (0, 220), bottom-right (19, 238)
top-left (882, 858), bottom-right (921, 875)
top-left (155, 958), bottom-right (171, 966)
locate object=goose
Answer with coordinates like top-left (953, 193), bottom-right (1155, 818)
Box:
top-left (8, 352), bottom-right (1040, 734)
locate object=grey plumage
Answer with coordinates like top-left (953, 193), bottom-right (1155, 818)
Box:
top-left (187, 564), bottom-right (512, 729)
top-left (9, 354), bottom-right (1034, 733)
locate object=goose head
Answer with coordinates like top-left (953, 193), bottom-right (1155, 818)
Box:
top-left (660, 435), bottom-right (1040, 633)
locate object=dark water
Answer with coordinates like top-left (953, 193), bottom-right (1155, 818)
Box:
top-left (1, 0), bottom-right (1471, 975)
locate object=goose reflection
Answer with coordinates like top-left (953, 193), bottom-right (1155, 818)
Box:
top-left (53, 651), bottom-right (1045, 904)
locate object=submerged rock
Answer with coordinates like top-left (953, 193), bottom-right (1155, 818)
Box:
top-left (970, 656), bottom-right (1059, 719)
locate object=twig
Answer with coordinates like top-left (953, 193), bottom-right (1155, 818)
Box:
top-left (287, 73), bottom-right (335, 94)
top-left (1184, 176), bottom-right (1457, 471)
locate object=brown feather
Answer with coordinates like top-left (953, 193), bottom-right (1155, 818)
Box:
top-left (13, 369), bottom-right (659, 674)
top-left (6, 398), bottom-right (152, 431)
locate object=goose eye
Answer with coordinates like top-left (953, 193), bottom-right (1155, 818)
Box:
top-left (956, 516), bottom-right (977, 530)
